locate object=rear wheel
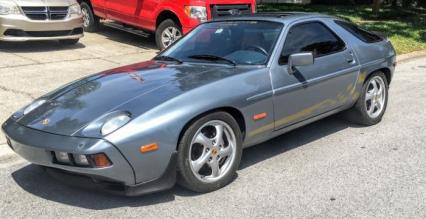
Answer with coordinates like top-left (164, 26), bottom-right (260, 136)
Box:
top-left (177, 112), bottom-right (243, 193)
top-left (155, 19), bottom-right (182, 50)
top-left (346, 72), bottom-right (389, 125)
top-left (81, 2), bottom-right (100, 32)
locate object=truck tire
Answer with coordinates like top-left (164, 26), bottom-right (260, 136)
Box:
top-left (155, 19), bottom-right (182, 50)
top-left (81, 2), bottom-right (100, 32)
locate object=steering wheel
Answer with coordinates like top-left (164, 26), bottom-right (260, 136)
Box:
top-left (245, 45), bottom-right (269, 56)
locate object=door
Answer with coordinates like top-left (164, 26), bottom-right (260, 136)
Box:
top-left (105, 0), bottom-right (139, 25)
top-left (270, 20), bottom-right (360, 130)
top-left (90, 0), bottom-right (107, 17)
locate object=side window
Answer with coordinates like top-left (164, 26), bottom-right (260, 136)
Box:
top-left (335, 20), bottom-right (383, 43)
top-left (279, 22), bottom-right (346, 65)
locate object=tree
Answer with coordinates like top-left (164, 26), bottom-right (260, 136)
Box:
top-left (373, 0), bottom-right (382, 14)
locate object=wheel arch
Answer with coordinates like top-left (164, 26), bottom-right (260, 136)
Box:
top-left (79, 0), bottom-right (92, 6)
top-left (156, 10), bottom-right (181, 28)
top-left (176, 107), bottom-right (246, 150)
top-left (366, 67), bottom-right (392, 85)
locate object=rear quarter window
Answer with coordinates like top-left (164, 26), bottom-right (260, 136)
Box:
top-left (335, 20), bottom-right (383, 43)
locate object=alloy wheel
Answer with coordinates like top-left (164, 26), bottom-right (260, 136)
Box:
top-left (189, 120), bottom-right (237, 183)
top-left (365, 76), bottom-right (386, 119)
top-left (161, 27), bottom-right (182, 48)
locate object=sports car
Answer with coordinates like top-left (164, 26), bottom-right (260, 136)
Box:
top-left (2, 13), bottom-right (396, 196)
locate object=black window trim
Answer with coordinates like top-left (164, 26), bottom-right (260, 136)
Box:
top-left (334, 19), bottom-right (384, 44)
top-left (278, 20), bottom-right (347, 66)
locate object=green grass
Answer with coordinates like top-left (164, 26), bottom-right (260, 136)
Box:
top-left (258, 4), bottom-right (426, 54)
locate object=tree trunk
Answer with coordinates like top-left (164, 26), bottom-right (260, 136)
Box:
top-left (373, 0), bottom-right (382, 15)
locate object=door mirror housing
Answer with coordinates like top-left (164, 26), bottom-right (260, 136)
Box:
top-left (287, 52), bottom-right (314, 74)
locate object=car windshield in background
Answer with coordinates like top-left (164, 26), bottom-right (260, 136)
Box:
top-left (160, 21), bottom-right (284, 65)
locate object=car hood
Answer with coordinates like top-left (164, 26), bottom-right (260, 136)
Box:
top-left (17, 61), bottom-right (255, 136)
top-left (12, 0), bottom-right (75, 7)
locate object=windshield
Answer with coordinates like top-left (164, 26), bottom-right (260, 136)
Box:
top-left (159, 21), bottom-right (284, 65)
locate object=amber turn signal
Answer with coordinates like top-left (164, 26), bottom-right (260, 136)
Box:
top-left (253, 112), bottom-right (268, 121)
top-left (91, 153), bottom-right (112, 167)
top-left (140, 143), bottom-right (159, 153)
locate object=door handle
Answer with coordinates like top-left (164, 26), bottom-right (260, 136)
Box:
top-left (346, 51), bottom-right (355, 63)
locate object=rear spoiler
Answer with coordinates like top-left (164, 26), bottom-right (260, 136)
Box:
top-left (371, 31), bottom-right (388, 40)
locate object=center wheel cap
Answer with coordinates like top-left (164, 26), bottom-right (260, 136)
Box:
top-left (212, 148), bottom-right (218, 156)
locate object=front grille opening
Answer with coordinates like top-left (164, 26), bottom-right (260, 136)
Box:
top-left (211, 4), bottom-right (252, 18)
top-left (21, 6), bottom-right (69, 20)
top-left (4, 28), bottom-right (82, 37)
top-left (72, 27), bottom-right (83, 35)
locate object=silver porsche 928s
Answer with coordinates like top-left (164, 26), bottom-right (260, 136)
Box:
top-left (2, 13), bottom-right (396, 196)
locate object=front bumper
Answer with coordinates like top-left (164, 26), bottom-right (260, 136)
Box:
top-left (0, 14), bottom-right (83, 41)
top-left (44, 152), bottom-right (176, 196)
top-left (2, 117), bottom-right (177, 196)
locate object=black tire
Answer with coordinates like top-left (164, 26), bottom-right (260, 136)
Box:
top-left (155, 19), bottom-right (182, 50)
top-left (177, 111), bottom-right (243, 193)
top-left (81, 2), bottom-right (100, 32)
top-left (59, 38), bottom-right (80, 45)
top-left (345, 71), bottom-right (389, 126)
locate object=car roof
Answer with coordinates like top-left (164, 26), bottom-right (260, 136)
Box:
top-left (213, 12), bottom-right (337, 24)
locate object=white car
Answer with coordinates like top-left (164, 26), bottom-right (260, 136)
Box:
top-left (0, 0), bottom-right (83, 45)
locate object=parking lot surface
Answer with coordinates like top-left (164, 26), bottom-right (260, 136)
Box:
top-left (0, 29), bottom-right (425, 218)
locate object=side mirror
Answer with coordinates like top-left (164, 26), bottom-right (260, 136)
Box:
top-left (288, 52), bottom-right (314, 74)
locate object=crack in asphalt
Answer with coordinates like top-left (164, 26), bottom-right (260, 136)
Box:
top-left (12, 53), bottom-right (42, 65)
top-left (0, 85), bottom-right (35, 99)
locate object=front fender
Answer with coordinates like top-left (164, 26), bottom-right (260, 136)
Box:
top-left (105, 67), bottom-right (273, 183)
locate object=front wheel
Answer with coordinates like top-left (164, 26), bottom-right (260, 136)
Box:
top-left (346, 71), bottom-right (389, 126)
top-left (81, 2), bottom-right (100, 32)
top-left (177, 112), bottom-right (243, 193)
top-left (155, 19), bottom-right (182, 50)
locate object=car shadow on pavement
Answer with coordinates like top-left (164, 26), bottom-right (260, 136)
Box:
top-left (11, 114), bottom-right (361, 210)
top-left (95, 25), bottom-right (158, 50)
top-left (239, 114), bottom-right (358, 170)
top-left (11, 164), bottom-right (196, 209)
top-left (0, 41), bottom-right (86, 53)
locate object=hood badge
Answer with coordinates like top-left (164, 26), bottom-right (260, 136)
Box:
top-left (42, 119), bottom-right (50, 126)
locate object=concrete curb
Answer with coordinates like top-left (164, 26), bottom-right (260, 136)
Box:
top-left (397, 50), bottom-right (426, 63)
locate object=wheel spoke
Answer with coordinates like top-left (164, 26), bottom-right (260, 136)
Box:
top-left (371, 80), bottom-right (378, 93)
top-left (214, 124), bottom-right (224, 146)
top-left (219, 145), bottom-right (232, 158)
top-left (191, 151), bottom-right (211, 173)
top-left (366, 91), bottom-right (374, 101)
top-left (376, 101), bottom-right (382, 110)
top-left (377, 84), bottom-right (383, 95)
top-left (194, 133), bottom-right (212, 148)
top-left (209, 159), bottom-right (220, 177)
top-left (368, 100), bottom-right (376, 114)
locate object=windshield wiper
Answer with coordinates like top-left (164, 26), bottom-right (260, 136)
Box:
top-left (188, 54), bottom-right (237, 66)
top-left (154, 55), bottom-right (183, 64)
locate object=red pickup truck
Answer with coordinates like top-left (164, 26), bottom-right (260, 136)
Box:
top-left (79, 0), bottom-right (256, 49)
